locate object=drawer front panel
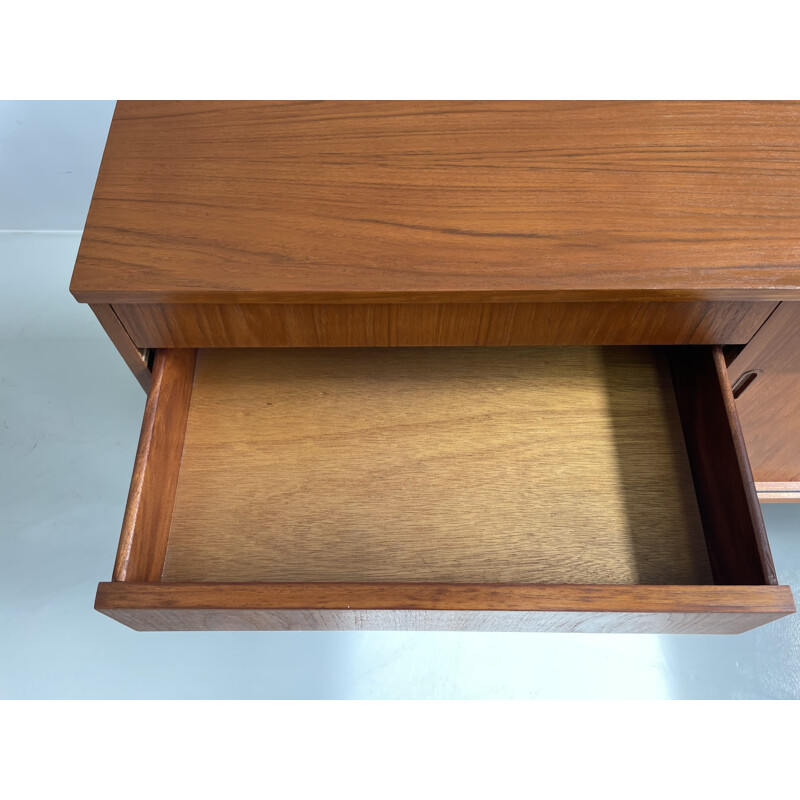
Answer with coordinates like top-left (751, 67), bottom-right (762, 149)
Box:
top-left (113, 301), bottom-right (776, 348)
top-left (729, 302), bottom-right (800, 493)
top-left (96, 583), bottom-right (794, 633)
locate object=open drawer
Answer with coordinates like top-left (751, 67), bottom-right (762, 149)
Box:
top-left (96, 346), bottom-right (795, 633)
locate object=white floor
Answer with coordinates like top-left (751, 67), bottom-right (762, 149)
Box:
top-left (1, 231), bottom-right (799, 699)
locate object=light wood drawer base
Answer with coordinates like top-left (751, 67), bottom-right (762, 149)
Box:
top-left (756, 482), bottom-right (800, 503)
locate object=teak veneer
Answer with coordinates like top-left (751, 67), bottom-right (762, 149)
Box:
top-left (728, 303), bottom-right (800, 492)
top-left (72, 101), bottom-right (800, 304)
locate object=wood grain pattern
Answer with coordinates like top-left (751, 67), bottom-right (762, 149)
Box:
top-left (71, 101), bottom-right (800, 304)
top-left (95, 583), bottom-right (795, 633)
top-left (729, 302), bottom-right (800, 483)
top-left (756, 482), bottom-right (800, 502)
top-left (114, 348), bottom-right (197, 582)
top-left (668, 347), bottom-right (777, 585)
top-left (90, 304), bottom-right (151, 391)
top-left (161, 347), bottom-right (712, 586)
top-left (113, 300), bottom-right (775, 348)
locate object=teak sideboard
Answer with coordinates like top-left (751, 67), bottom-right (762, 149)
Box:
top-left (70, 101), bottom-right (800, 633)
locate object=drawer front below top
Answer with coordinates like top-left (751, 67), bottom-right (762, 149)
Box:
top-left (111, 301), bottom-right (776, 348)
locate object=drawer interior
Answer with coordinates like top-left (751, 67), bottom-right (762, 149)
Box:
top-left (162, 347), bottom-right (712, 586)
top-left (100, 344), bottom-right (793, 633)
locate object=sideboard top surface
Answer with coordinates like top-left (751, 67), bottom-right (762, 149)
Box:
top-left (71, 101), bottom-right (800, 304)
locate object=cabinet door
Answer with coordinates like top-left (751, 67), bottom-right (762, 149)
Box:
top-left (729, 303), bottom-right (800, 501)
